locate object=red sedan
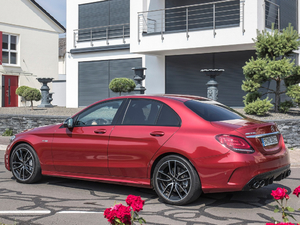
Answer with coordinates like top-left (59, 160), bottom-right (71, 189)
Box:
top-left (4, 95), bottom-right (290, 205)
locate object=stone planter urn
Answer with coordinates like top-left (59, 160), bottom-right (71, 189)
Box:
top-left (201, 69), bottom-right (224, 101)
top-left (36, 78), bottom-right (54, 108)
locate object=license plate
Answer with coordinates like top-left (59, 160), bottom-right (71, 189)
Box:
top-left (261, 135), bottom-right (278, 147)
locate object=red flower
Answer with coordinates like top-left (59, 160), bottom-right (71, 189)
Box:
top-left (285, 194), bottom-right (290, 199)
top-left (271, 187), bottom-right (288, 200)
top-left (104, 203), bottom-right (132, 225)
top-left (126, 195), bottom-right (145, 212)
top-left (293, 185), bottom-right (300, 197)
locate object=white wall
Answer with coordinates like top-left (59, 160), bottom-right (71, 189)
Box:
top-left (144, 55), bottom-right (165, 94)
top-left (52, 81), bottom-right (66, 107)
top-left (0, 0), bottom-right (63, 107)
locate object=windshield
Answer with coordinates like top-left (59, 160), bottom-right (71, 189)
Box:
top-left (184, 100), bottom-right (246, 122)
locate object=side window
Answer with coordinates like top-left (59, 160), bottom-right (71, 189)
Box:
top-left (122, 99), bottom-right (162, 125)
top-left (75, 100), bottom-right (123, 126)
top-left (157, 105), bottom-right (181, 126)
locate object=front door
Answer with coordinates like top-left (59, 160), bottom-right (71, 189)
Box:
top-left (2, 75), bottom-right (18, 107)
top-left (51, 99), bottom-right (125, 175)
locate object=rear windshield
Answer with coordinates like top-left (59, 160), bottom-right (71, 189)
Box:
top-left (184, 100), bottom-right (245, 122)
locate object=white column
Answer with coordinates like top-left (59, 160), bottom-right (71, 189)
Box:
top-left (145, 54), bottom-right (165, 94)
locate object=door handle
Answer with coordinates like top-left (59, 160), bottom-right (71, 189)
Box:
top-left (150, 131), bottom-right (165, 137)
top-left (94, 129), bottom-right (107, 134)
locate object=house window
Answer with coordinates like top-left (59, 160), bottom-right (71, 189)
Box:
top-left (78, 0), bottom-right (130, 41)
top-left (2, 34), bottom-right (18, 65)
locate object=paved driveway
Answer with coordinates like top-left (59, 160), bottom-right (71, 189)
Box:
top-left (1, 152), bottom-right (300, 225)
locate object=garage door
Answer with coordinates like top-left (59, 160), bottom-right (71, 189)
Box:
top-left (165, 51), bottom-right (255, 107)
top-left (78, 58), bottom-right (142, 107)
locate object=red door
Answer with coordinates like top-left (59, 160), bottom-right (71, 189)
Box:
top-left (3, 75), bottom-right (18, 107)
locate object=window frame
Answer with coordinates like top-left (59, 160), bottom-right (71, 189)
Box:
top-left (73, 99), bottom-right (127, 127)
top-left (2, 33), bottom-right (18, 65)
top-left (117, 98), bottom-right (181, 127)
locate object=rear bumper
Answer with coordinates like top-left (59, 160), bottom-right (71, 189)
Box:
top-left (242, 165), bottom-right (291, 191)
top-left (192, 146), bottom-right (290, 193)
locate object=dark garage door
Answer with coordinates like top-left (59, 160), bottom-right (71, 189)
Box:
top-left (78, 58), bottom-right (142, 107)
top-left (165, 50), bottom-right (256, 107)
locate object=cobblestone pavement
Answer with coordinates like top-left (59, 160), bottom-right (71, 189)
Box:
top-left (0, 153), bottom-right (299, 225)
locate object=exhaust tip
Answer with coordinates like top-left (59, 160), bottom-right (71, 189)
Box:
top-left (259, 180), bottom-right (265, 188)
top-left (252, 181), bottom-right (260, 189)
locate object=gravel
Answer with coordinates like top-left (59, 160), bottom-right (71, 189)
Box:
top-left (234, 107), bottom-right (300, 121)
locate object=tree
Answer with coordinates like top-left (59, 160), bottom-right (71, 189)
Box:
top-left (22, 87), bottom-right (42, 110)
top-left (109, 78), bottom-right (136, 96)
top-left (16, 86), bottom-right (29, 107)
top-left (242, 24), bottom-right (300, 113)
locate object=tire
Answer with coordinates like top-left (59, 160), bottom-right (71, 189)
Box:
top-left (152, 155), bottom-right (202, 205)
top-left (10, 144), bottom-right (42, 184)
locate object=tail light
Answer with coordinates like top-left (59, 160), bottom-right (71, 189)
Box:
top-left (216, 134), bottom-right (254, 154)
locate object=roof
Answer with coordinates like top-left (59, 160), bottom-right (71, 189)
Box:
top-left (30, 0), bottom-right (66, 32)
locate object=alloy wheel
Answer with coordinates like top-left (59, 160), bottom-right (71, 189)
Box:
top-left (156, 159), bottom-right (191, 202)
top-left (11, 147), bottom-right (35, 182)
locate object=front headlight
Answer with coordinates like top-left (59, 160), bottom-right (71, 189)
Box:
top-left (9, 135), bottom-right (16, 144)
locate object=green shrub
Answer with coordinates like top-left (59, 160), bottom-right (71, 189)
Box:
top-left (15, 86), bottom-right (29, 96)
top-left (243, 91), bottom-right (262, 105)
top-left (286, 84), bottom-right (300, 106)
top-left (23, 87), bottom-right (42, 110)
top-left (279, 100), bottom-right (294, 113)
top-left (109, 78), bottom-right (136, 96)
top-left (244, 98), bottom-right (273, 116)
top-left (2, 128), bottom-right (13, 136)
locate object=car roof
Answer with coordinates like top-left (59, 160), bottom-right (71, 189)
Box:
top-left (107, 94), bottom-right (211, 102)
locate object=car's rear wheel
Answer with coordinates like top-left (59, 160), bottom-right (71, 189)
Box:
top-left (153, 155), bottom-right (202, 205)
top-left (10, 144), bottom-right (42, 183)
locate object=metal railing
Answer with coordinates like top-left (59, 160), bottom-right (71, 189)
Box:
top-left (265, 0), bottom-right (280, 30)
top-left (138, 0), bottom-right (245, 42)
top-left (73, 23), bottom-right (130, 48)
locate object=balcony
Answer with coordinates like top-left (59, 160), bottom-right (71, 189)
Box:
top-left (138, 0), bottom-right (244, 42)
top-left (73, 23), bottom-right (130, 49)
top-left (131, 0), bottom-right (275, 55)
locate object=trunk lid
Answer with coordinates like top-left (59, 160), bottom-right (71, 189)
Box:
top-left (212, 118), bottom-right (283, 155)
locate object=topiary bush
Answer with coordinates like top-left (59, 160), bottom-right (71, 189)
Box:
top-left (242, 24), bottom-right (300, 113)
top-left (16, 86), bottom-right (30, 106)
top-left (22, 87), bottom-right (42, 110)
top-left (16, 86), bottom-right (29, 96)
top-left (279, 100), bottom-right (294, 113)
top-left (109, 78), bottom-right (136, 96)
top-left (286, 84), bottom-right (300, 107)
top-left (243, 91), bottom-right (262, 105)
top-left (244, 98), bottom-right (273, 116)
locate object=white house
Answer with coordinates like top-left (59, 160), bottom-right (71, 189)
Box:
top-left (66, 0), bottom-right (299, 108)
top-left (0, 0), bottom-right (65, 107)
top-left (52, 37), bottom-right (67, 107)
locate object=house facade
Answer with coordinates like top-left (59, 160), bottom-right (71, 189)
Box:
top-left (66, 0), bottom-right (299, 108)
top-left (0, 0), bottom-right (65, 107)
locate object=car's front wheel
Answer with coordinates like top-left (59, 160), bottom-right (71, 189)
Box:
top-left (10, 144), bottom-right (42, 183)
top-left (153, 155), bottom-right (202, 205)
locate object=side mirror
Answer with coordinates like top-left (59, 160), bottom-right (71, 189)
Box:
top-left (63, 118), bottom-right (74, 129)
